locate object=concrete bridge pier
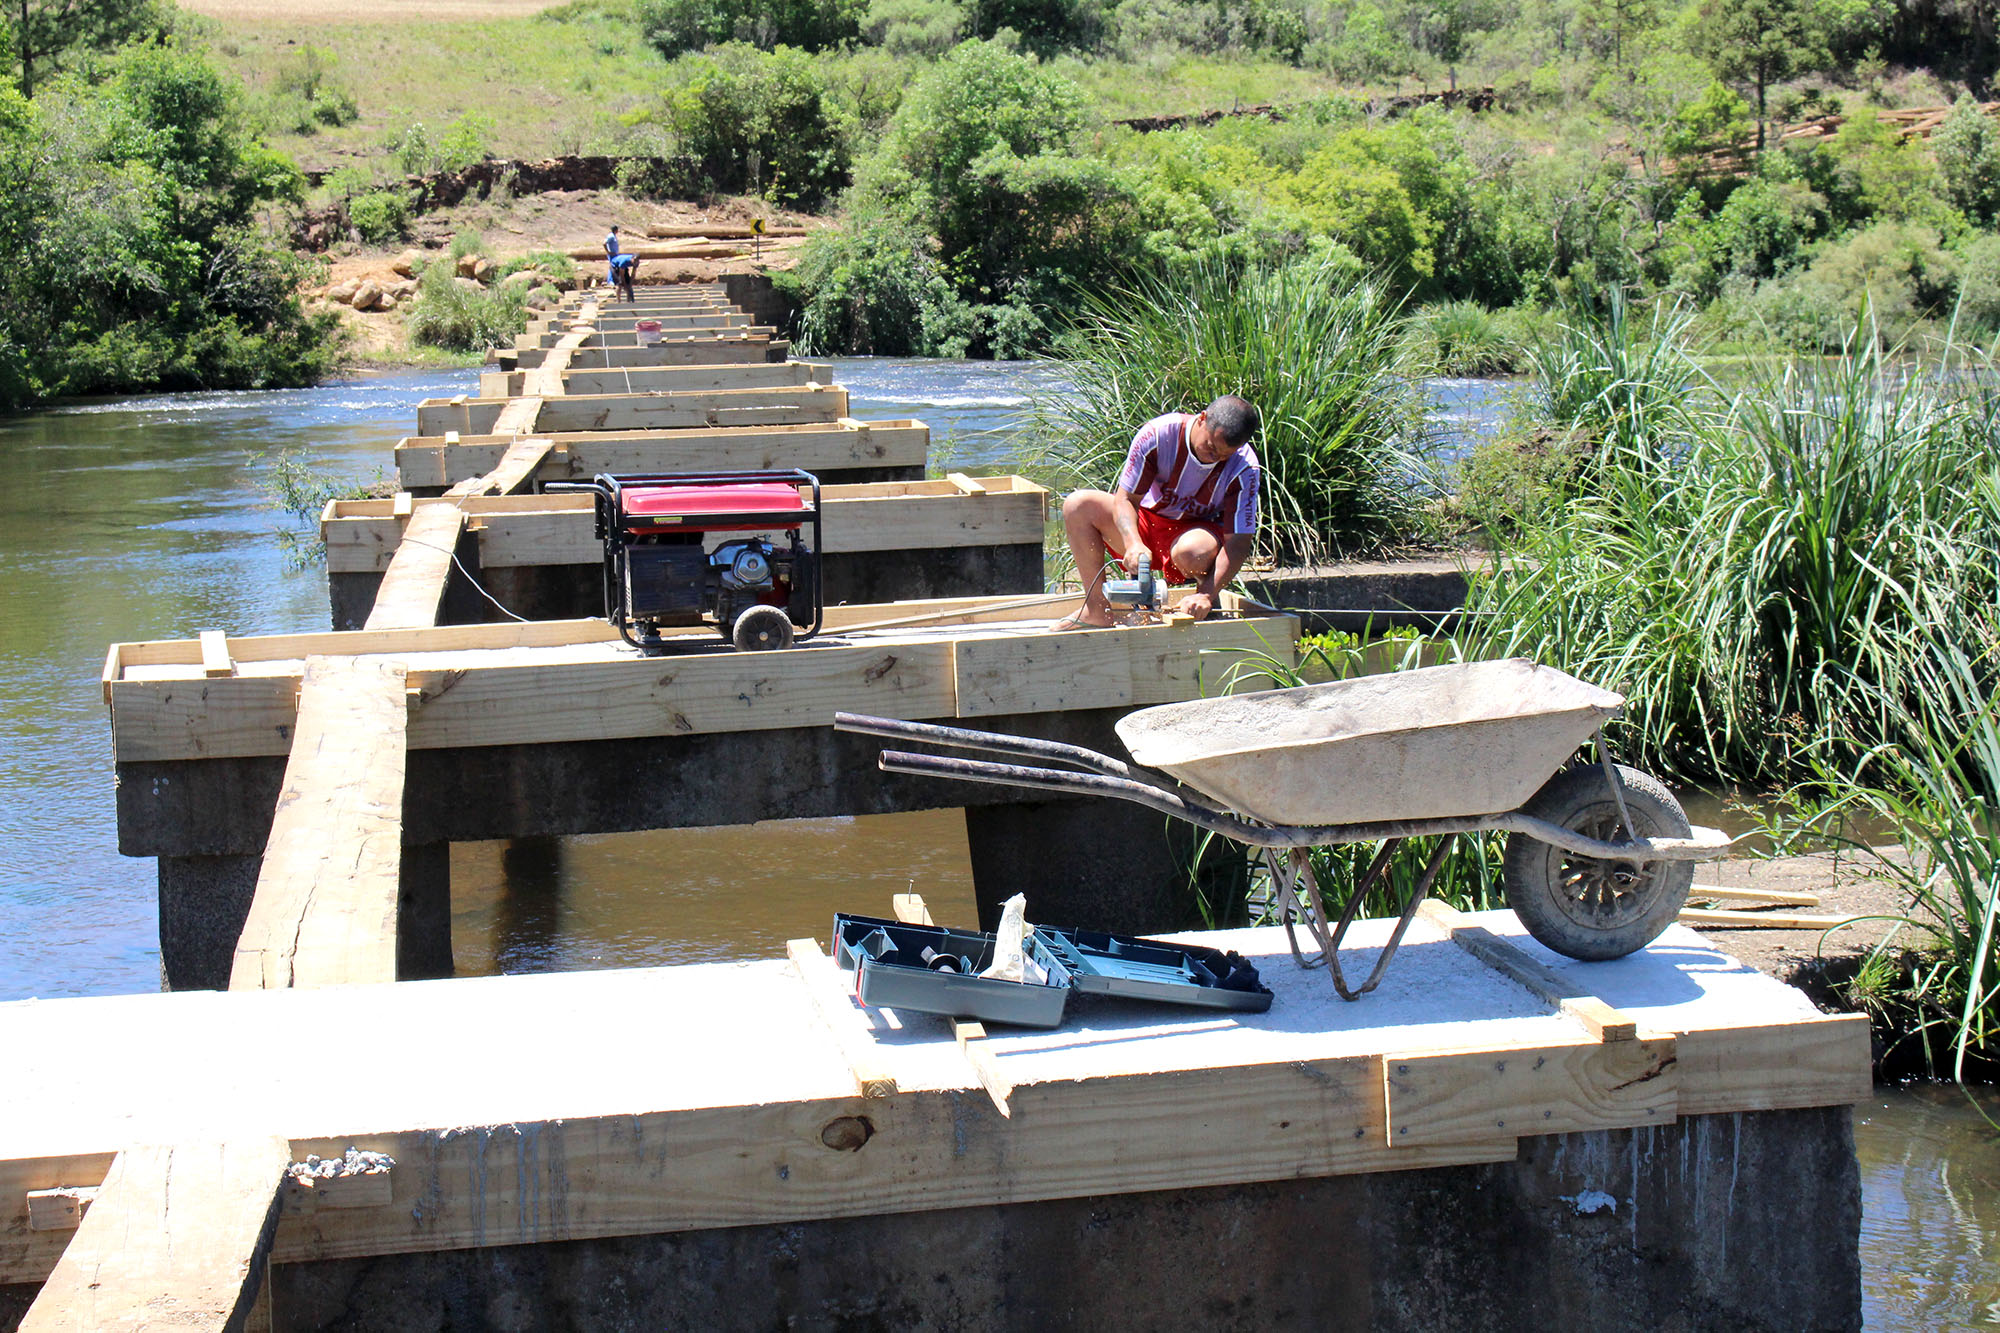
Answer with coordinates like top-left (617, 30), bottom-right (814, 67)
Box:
top-left (265, 1106), bottom-right (1860, 1331)
top-left (132, 707), bottom-right (1212, 991)
top-left (155, 841), bottom-right (453, 992)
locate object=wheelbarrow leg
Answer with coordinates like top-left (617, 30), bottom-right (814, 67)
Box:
top-left (1267, 838), bottom-right (1456, 1001)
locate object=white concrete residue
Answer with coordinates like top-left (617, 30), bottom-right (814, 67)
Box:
top-left (1566, 1189), bottom-right (1619, 1216)
top-left (289, 1145), bottom-right (395, 1179)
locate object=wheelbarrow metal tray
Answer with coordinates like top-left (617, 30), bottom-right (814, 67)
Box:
top-left (1114, 658), bottom-right (1624, 827)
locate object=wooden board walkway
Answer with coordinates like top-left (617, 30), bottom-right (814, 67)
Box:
top-left (415, 384), bottom-right (849, 436)
top-left (102, 592), bottom-right (1298, 763)
top-left (395, 419), bottom-right (930, 491)
top-left (324, 476), bottom-right (1048, 576)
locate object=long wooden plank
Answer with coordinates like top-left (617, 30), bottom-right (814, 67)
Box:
top-left (511, 339), bottom-right (775, 369)
top-left (396, 419), bottom-right (929, 489)
top-left (441, 439), bottom-right (555, 501)
top-left (524, 330), bottom-right (587, 397)
top-left (229, 657), bottom-right (408, 990)
top-left (1383, 1038), bottom-right (1679, 1147)
top-left (489, 395), bottom-right (542, 434)
top-left (1688, 885), bottom-right (1823, 907)
top-left (1674, 1014), bottom-right (1873, 1114)
top-left (559, 362), bottom-right (828, 396)
top-left (417, 386), bottom-right (849, 436)
top-left (0, 1153), bottom-right (119, 1288)
top-left (1678, 908), bottom-right (1860, 929)
top-left (786, 939), bottom-right (898, 1098)
top-left (269, 1065), bottom-right (1513, 1270)
top-left (362, 505), bottom-right (466, 631)
top-left (105, 612), bottom-right (1297, 762)
top-left (20, 1139), bottom-right (290, 1333)
top-left (1416, 901), bottom-right (1638, 1042)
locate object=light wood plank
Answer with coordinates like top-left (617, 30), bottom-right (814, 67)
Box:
top-left (953, 631), bottom-right (1134, 716)
top-left (1689, 885), bottom-right (1823, 907)
top-left (25, 1187), bottom-right (95, 1232)
top-left (1678, 908), bottom-right (1860, 929)
top-left (396, 419), bottom-right (930, 489)
top-left (363, 505), bottom-right (466, 632)
top-left (490, 395), bottom-right (542, 435)
top-left (269, 1065), bottom-right (1514, 1269)
top-left (890, 893), bottom-right (934, 925)
top-left (0, 1154), bottom-right (118, 1286)
top-left (1675, 1014), bottom-right (1873, 1114)
top-left (786, 939), bottom-right (898, 1099)
top-left (1416, 901), bottom-right (1639, 1042)
top-left (229, 657), bottom-right (408, 990)
top-left (20, 1139), bottom-right (289, 1333)
top-left (560, 361), bottom-right (827, 397)
top-left (199, 631), bottom-right (233, 679)
top-left (1382, 1037), bottom-right (1679, 1147)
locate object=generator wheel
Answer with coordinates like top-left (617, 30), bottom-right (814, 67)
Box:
top-left (1502, 763), bottom-right (1693, 961)
top-left (732, 604), bottom-right (795, 652)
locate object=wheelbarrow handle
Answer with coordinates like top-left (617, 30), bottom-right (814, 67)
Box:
top-left (875, 749), bottom-right (1340, 848)
top-left (835, 711), bottom-right (1161, 782)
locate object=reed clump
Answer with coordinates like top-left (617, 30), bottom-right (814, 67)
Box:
top-left (1460, 306), bottom-right (2000, 1068)
top-left (1038, 256), bottom-right (1427, 565)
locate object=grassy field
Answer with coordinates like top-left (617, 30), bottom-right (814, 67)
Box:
top-left (188, 5), bottom-right (1368, 174)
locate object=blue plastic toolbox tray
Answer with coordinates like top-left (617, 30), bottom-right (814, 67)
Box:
top-left (830, 913), bottom-right (1272, 1029)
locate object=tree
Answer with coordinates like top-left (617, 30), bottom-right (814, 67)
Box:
top-left (5, 0), bottom-right (162, 97)
top-left (1693, 0), bottom-right (1830, 153)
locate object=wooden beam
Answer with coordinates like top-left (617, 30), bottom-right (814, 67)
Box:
top-left (362, 505), bottom-right (466, 632)
top-left (396, 419), bottom-right (930, 490)
top-left (559, 362), bottom-right (828, 397)
top-left (199, 630), bottom-right (233, 679)
top-left (1678, 908), bottom-right (1860, 930)
top-left (25, 1187), bottom-right (95, 1232)
top-left (441, 439), bottom-right (554, 501)
top-left (786, 939), bottom-right (898, 1099)
top-left (890, 893), bottom-right (935, 926)
top-left (490, 395), bottom-right (542, 435)
top-left (228, 656), bottom-right (408, 990)
top-left (104, 604), bottom-right (1298, 762)
top-left (20, 1139), bottom-right (290, 1333)
top-left (1383, 1037), bottom-right (1678, 1147)
top-left (1416, 901), bottom-right (1638, 1042)
top-left (1689, 885), bottom-right (1823, 908)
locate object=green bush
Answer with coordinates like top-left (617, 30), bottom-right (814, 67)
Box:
top-left (649, 43), bottom-right (850, 206)
top-left (636, 0), bottom-right (864, 58)
top-left (1415, 300), bottom-right (1525, 375)
top-left (861, 0), bottom-right (967, 54)
top-left (406, 265), bottom-right (530, 352)
top-left (348, 190), bottom-right (411, 243)
top-left (1932, 95), bottom-right (2000, 226)
top-left (1755, 222), bottom-right (1959, 351)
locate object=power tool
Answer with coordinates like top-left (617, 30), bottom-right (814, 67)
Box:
top-left (1103, 552), bottom-right (1162, 614)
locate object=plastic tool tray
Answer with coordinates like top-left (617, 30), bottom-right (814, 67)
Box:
top-left (831, 913), bottom-right (1273, 1029)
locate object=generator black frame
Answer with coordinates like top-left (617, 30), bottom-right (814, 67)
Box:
top-left (547, 469), bottom-right (823, 652)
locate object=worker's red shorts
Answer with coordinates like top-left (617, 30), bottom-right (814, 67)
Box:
top-left (1108, 508), bottom-right (1228, 586)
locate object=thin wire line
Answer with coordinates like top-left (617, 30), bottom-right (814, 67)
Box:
top-left (393, 535), bottom-right (531, 622)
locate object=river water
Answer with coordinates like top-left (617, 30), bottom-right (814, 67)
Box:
top-left (0, 360), bottom-right (1992, 1326)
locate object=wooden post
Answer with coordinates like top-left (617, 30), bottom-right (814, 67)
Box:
top-left (21, 1139), bottom-right (290, 1333)
top-left (229, 656), bottom-right (409, 990)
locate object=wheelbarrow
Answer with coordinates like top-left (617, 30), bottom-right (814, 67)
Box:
top-left (835, 659), bottom-right (1733, 1000)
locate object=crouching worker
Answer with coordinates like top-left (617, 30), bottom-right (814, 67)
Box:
top-left (1055, 394), bottom-right (1262, 630)
top-left (608, 251), bottom-right (638, 302)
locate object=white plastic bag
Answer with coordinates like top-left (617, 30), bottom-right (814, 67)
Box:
top-left (982, 893), bottom-right (1042, 983)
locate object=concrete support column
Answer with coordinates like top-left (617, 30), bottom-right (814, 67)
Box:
top-left (961, 797), bottom-right (1203, 933)
top-left (269, 1106), bottom-right (1862, 1331)
top-left (156, 853), bottom-right (260, 992)
top-left (396, 842), bottom-right (454, 981)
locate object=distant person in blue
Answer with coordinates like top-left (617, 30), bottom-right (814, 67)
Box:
top-left (609, 252), bottom-right (638, 303)
top-left (604, 225), bottom-right (620, 260)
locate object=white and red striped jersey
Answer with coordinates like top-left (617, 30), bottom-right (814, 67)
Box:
top-left (1115, 413), bottom-right (1261, 535)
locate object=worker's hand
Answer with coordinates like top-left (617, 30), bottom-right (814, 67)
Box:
top-left (1181, 591), bottom-right (1213, 621)
top-left (1120, 546), bottom-right (1145, 576)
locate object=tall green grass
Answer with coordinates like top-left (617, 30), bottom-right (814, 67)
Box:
top-left (1037, 256), bottom-right (1426, 564)
top-left (1519, 291), bottom-right (1706, 460)
top-left (1464, 306), bottom-right (2000, 1068)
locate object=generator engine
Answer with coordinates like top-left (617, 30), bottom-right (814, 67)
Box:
top-left (549, 470), bottom-right (822, 654)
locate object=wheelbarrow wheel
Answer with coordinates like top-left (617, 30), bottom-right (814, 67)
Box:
top-left (732, 604), bottom-right (795, 652)
top-left (1502, 763), bottom-right (1693, 962)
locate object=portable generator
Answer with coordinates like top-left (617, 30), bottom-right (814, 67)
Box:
top-left (550, 470), bottom-right (822, 654)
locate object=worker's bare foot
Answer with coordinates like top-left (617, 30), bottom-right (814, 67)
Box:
top-left (1051, 611), bottom-right (1114, 632)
